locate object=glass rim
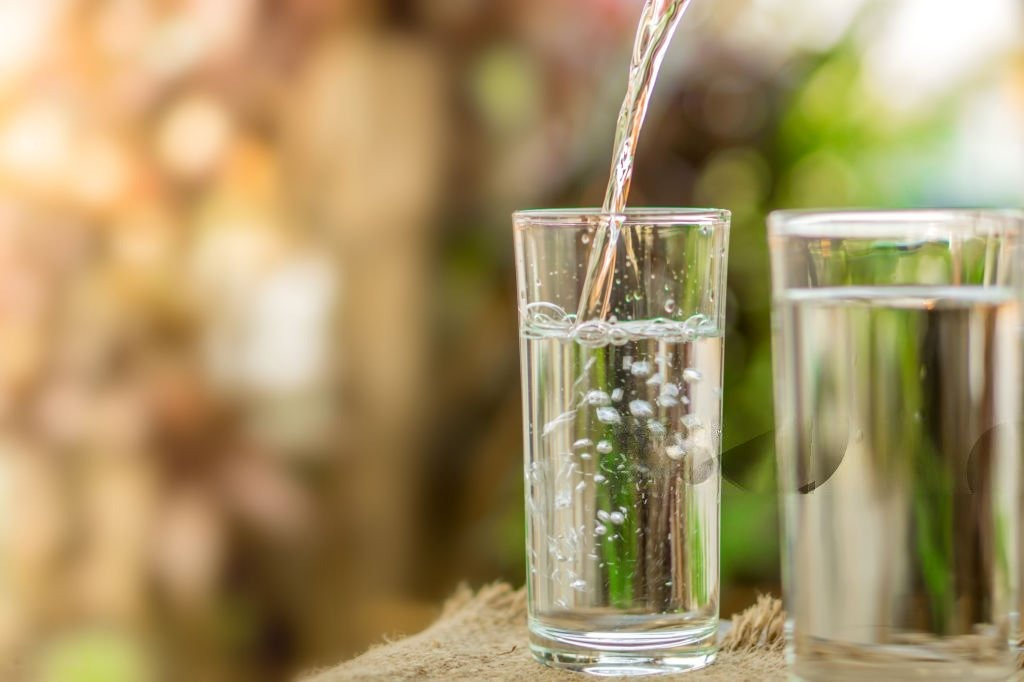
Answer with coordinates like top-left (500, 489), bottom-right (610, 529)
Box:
top-left (769, 208), bottom-right (1024, 239)
top-left (513, 207), bottom-right (730, 228)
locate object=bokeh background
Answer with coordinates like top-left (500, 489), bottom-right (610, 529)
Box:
top-left (0, 0), bottom-right (1020, 679)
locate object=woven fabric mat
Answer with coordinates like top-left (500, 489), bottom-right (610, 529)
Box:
top-left (305, 584), bottom-right (787, 681)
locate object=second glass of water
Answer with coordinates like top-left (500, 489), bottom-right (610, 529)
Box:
top-left (769, 210), bottom-right (1024, 681)
top-left (514, 208), bottom-right (730, 675)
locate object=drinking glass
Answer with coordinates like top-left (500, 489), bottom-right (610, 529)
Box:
top-left (513, 208), bottom-right (730, 675)
top-left (768, 209), bottom-right (1024, 681)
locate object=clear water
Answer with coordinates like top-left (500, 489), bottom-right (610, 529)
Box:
top-left (577, 0), bottom-right (694, 322)
top-left (774, 287), bottom-right (1021, 680)
top-left (521, 316), bottom-right (721, 664)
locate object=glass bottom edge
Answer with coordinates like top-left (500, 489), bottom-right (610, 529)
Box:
top-left (789, 648), bottom-right (1016, 682)
top-left (529, 621), bottom-right (718, 676)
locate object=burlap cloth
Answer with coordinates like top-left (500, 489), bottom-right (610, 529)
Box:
top-left (305, 584), bottom-right (787, 681)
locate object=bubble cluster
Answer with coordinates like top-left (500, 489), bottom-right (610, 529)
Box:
top-left (522, 313), bottom-right (718, 348)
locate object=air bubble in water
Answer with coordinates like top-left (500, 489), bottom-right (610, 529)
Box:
top-left (596, 440), bottom-right (613, 454)
top-left (666, 442), bottom-right (689, 460)
top-left (585, 390), bottom-right (611, 406)
top-left (646, 373), bottom-right (663, 387)
top-left (647, 419), bottom-right (667, 437)
top-left (597, 510), bottom-right (610, 522)
top-left (657, 395), bottom-right (678, 407)
top-left (629, 400), bottom-right (654, 418)
top-left (596, 407), bottom-right (622, 425)
top-left (686, 445), bottom-right (717, 484)
top-left (684, 313), bottom-right (709, 330)
top-left (570, 579), bottom-right (587, 591)
top-left (661, 383), bottom-right (680, 397)
top-left (595, 524), bottom-right (608, 536)
top-left (665, 299), bottom-right (676, 314)
top-left (682, 414), bottom-right (703, 430)
top-left (523, 302), bottom-right (570, 328)
top-left (580, 453), bottom-right (592, 461)
top-left (622, 356), bottom-right (633, 371)
top-left (609, 326), bottom-right (630, 346)
top-left (573, 438), bottom-right (593, 451)
top-left (582, 233), bottom-right (591, 245)
top-left (594, 474), bottom-right (607, 483)
top-left (573, 320), bottom-right (612, 348)
top-left (611, 388), bottom-right (624, 402)
top-left (630, 361), bottom-right (652, 377)
top-left (609, 511), bottom-right (625, 525)
top-left (683, 368), bottom-right (703, 383)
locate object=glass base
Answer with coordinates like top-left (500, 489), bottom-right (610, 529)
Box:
top-left (791, 642), bottom-right (1016, 682)
top-left (529, 620), bottom-right (717, 676)
top-left (792, 660), bottom-right (1015, 682)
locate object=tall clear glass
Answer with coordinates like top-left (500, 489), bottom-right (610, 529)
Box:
top-left (768, 209), bottom-right (1024, 681)
top-left (513, 208), bottom-right (730, 675)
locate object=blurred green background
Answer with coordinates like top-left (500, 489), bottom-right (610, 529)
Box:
top-left (0, 0), bottom-right (1020, 679)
